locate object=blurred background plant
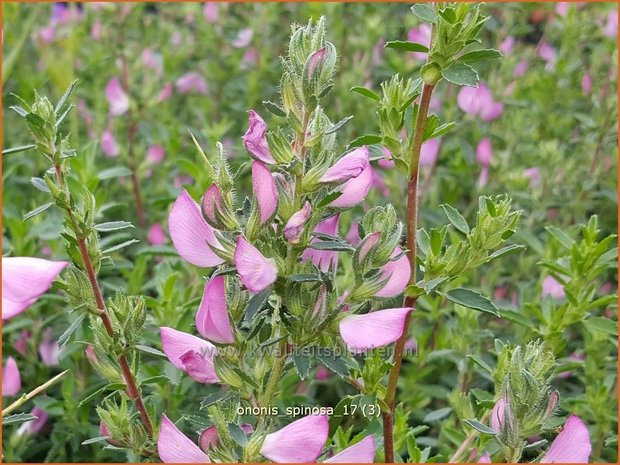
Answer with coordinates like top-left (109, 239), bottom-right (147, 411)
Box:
top-left (2, 2), bottom-right (617, 463)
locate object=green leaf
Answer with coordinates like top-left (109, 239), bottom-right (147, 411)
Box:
top-left (443, 288), bottom-right (500, 317)
top-left (3, 413), bottom-right (39, 426)
top-left (141, 375), bottom-right (170, 385)
top-left (463, 419), bottom-right (497, 435)
top-left (317, 191), bottom-right (342, 208)
top-left (135, 345), bottom-right (167, 358)
top-left (58, 313), bottom-right (86, 347)
top-left (200, 390), bottom-right (236, 409)
top-left (310, 241), bottom-right (354, 252)
top-left (228, 423), bottom-right (249, 447)
top-left (316, 353), bottom-right (350, 378)
top-left (545, 226), bottom-right (573, 249)
top-left (102, 239), bottom-right (140, 254)
top-left (288, 274), bottom-right (323, 283)
top-left (325, 115), bottom-right (354, 134)
top-left (440, 204), bottom-right (469, 234)
top-left (23, 202), bottom-right (54, 221)
top-left (584, 317), bottom-right (617, 336)
top-left (423, 407), bottom-right (452, 423)
top-left (458, 49), bottom-right (502, 64)
top-left (441, 63), bottom-right (479, 87)
top-left (466, 354), bottom-right (493, 374)
top-left (293, 353), bottom-right (312, 380)
top-left (2, 144), bottom-right (36, 155)
top-left (55, 80), bottom-right (78, 113)
top-left (438, 7), bottom-right (457, 23)
top-left (350, 86), bottom-right (380, 101)
top-left (81, 436), bottom-right (109, 445)
top-left (135, 245), bottom-right (178, 257)
top-left (98, 166), bottom-right (132, 180)
top-left (94, 221), bottom-right (134, 232)
top-left (411, 4), bottom-right (438, 23)
top-left (429, 122), bottom-right (457, 139)
top-left (348, 134), bottom-right (383, 148)
top-left (244, 289), bottom-right (271, 322)
top-left (263, 100), bottom-right (287, 117)
top-left (78, 383), bottom-right (127, 407)
top-left (31, 177), bottom-right (50, 193)
top-left (489, 244), bottom-right (526, 260)
top-left (384, 40), bottom-right (429, 53)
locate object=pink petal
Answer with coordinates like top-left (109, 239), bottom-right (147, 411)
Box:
top-left (106, 77), bottom-right (129, 116)
top-left (232, 28), bottom-right (253, 48)
top-left (168, 189), bottom-right (224, 267)
top-left (284, 201), bottom-right (312, 243)
top-left (542, 276), bottom-right (566, 299)
top-left (478, 452), bottom-right (491, 463)
top-left (234, 236), bottom-right (277, 293)
top-left (203, 3), bottom-right (218, 23)
top-left (375, 247), bottom-right (411, 298)
top-left (2, 257), bottom-right (68, 320)
top-left (252, 161), bottom-right (278, 224)
top-left (101, 130), bottom-right (120, 157)
top-left (407, 24), bottom-right (431, 60)
top-left (148, 223), bottom-right (167, 246)
top-left (358, 232), bottom-right (381, 263)
top-left (199, 425), bottom-right (219, 451)
top-left (480, 101), bottom-right (504, 122)
top-left (500, 36), bottom-right (515, 55)
top-left (307, 47), bottom-right (327, 76)
top-left (603, 10), bottom-right (618, 38)
top-left (490, 398), bottom-right (507, 433)
top-left (147, 145), bottom-right (166, 164)
top-left (17, 407), bottom-right (49, 436)
top-left (320, 147), bottom-right (370, 184)
top-left (195, 276), bottom-right (235, 344)
top-left (175, 72), bottom-right (208, 94)
top-left (160, 327), bottom-right (219, 384)
top-left (2, 356), bottom-right (21, 396)
top-left (476, 138), bottom-right (493, 167)
top-left (302, 214), bottom-right (340, 272)
top-left (158, 414), bottom-right (211, 463)
top-left (243, 111), bottom-right (275, 164)
top-left (38, 328), bottom-right (62, 366)
top-left (339, 308), bottom-right (413, 353)
top-left (202, 184), bottom-right (225, 226)
top-left (420, 139), bottom-right (440, 167)
top-left (260, 415), bottom-right (329, 463)
top-left (541, 415), bottom-right (591, 463)
top-left (324, 435), bottom-right (376, 463)
top-left (329, 164), bottom-right (373, 208)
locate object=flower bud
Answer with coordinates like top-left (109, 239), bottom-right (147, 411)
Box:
top-left (284, 201), bottom-right (312, 243)
top-left (421, 62), bottom-right (442, 86)
top-left (202, 184), bottom-right (239, 231)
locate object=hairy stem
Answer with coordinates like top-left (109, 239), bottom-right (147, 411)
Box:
top-left (382, 82), bottom-right (436, 463)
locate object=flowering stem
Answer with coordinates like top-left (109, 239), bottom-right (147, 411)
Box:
top-left (52, 166), bottom-right (154, 439)
top-left (382, 81), bottom-right (436, 463)
top-left (2, 370), bottom-right (69, 417)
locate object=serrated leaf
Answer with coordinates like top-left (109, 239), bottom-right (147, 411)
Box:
top-left (316, 353), bottom-right (350, 378)
top-left (200, 390), bottom-right (235, 409)
top-left (463, 419), bottom-right (497, 435)
top-left (94, 221), bottom-right (134, 232)
top-left (443, 288), bottom-right (500, 317)
top-left (385, 40), bottom-right (429, 53)
top-left (244, 289), bottom-right (271, 322)
top-left (102, 239), bottom-right (140, 254)
top-left (293, 354), bottom-right (311, 380)
top-left (429, 122), bottom-right (456, 139)
top-left (228, 423), bottom-right (249, 447)
top-left (2, 144), bottom-right (35, 155)
top-left (263, 100), bottom-right (287, 117)
top-left (441, 63), bottom-right (479, 87)
top-left (411, 4), bottom-right (438, 23)
top-left (350, 86), bottom-right (380, 101)
top-left (458, 49), bottom-right (502, 64)
top-left (310, 241), bottom-right (355, 252)
top-left (2, 413), bottom-right (39, 426)
top-left (23, 202), bottom-right (54, 221)
top-left (288, 274), bottom-right (322, 283)
top-left (440, 204), bottom-right (469, 234)
top-left (348, 134), bottom-right (383, 148)
top-left (325, 115), bottom-right (354, 134)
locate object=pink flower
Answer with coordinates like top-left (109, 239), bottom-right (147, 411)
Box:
top-left (324, 435), bottom-right (376, 463)
top-left (490, 398), bottom-right (508, 433)
top-left (252, 161), bottom-right (278, 224)
top-left (320, 147), bottom-right (370, 184)
top-left (542, 276), bottom-right (565, 299)
top-left (201, 184), bottom-right (225, 227)
top-left (39, 328), bottom-right (62, 366)
top-left (420, 139), bottom-right (441, 167)
top-left (500, 36), bottom-right (515, 56)
top-left (457, 83), bottom-right (503, 122)
top-left (476, 138), bottom-right (493, 167)
top-left (158, 414), bottom-right (211, 463)
top-left (232, 28), bottom-right (253, 48)
top-left (260, 415), bottom-right (329, 462)
top-left (234, 236), bottom-right (278, 293)
top-left (555, 3), bottom-right (570, 17)
top-left (2, 356), bottom-right (21, 396)
top-left (101, 130), bottom-right (120, 157)
top-left (378, 146), bottom-right (395, 169)
top-left (38, 26), bottom-right (56, 43)
top-left (2, 257), bottom-right (68, 320)
top-left (19, 407), bottom-right (49, 435)
top-left (581, 74), bottom-right (592, 95)
top-left (375, 247), bottom-right (411, 298)
top-left (339, 308), bottom-right (413, 353)
top-left (603, 10), bottom-right (618, 38)
top-left (540, 415), bottom-right (591, 463)
top-left (407, 24), bottom-right (432, 60)
top-left (284, 201), bottom-right (312, 243)
top-left (159, 83), bottom-right (173, 102)
top-left (315, 366), bottom-right (330, 381)
top-left (243, 111), bottom-right (275, 164)
top-left (478, 453), bottom-right (491, 463)
top-left (538, 42), bottom-right (557, 71)
top-left (91, 20), bottom-right (102, 40)
top-left (13, 330), bottom-right (31, 356)
top-left (195, 276), bottom-right (234, 344)
top-left (160, 327), bottom-right (219, 384)
top-left (141, 48), bottom-right (163, 75)
top-left (176, 72), bottom-right (208, 94)
top-left (168, 189), bottom-right (224, 267)
top-left (346, 221), bottom-right (360, 246)
top-left (146, 144), bottom-right (165, 164)
top-left (307, 47), bottom-right (327, 77)
top-left (148, 223), bottom-right (167, 246)
top-left (514, 59), bottom-right (528, 77)
top-left (203, 3), bottom-right (218, 23)
top-left (199, 423), bottom-right (253, 452)
top-left (329, 164), bottom-right (373, 208)
top-left (302, 215), bottom-right (340, 272)
top-left (524, 167), bottom-right (541, 186)
top-left (105, 77), bottom-right (129, 116)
